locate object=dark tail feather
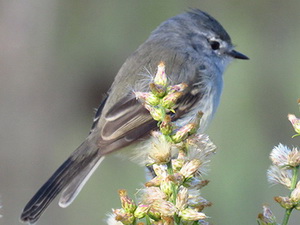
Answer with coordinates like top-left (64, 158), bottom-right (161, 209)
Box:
top-left (58, 156), bottom-right (104, 208)
top-left (20, 139), bottom-right (101, 224)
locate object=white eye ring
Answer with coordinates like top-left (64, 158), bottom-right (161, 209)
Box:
top-left (209, 40), bottom-right (221, 50)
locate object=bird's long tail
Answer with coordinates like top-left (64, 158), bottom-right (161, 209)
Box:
top-left (20, 139), bottom-right (103, 224)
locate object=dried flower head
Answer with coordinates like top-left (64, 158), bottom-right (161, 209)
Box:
top-left (257, 205), bottom-right (277, 225)
top-left (140, 187), bottom-right (167, 204)
top-left (180, 159), bottom-right (202, 178)
top-left (288, 147), bottom-right (300, 167)
top-left (267, 165), bottom-right (292, 188)
top-left (185, 177), bottom-right (209, 189)
top-left (185, 134), bottom-right (216, 174)
top-left (148, 136), bottom-right (172, 164)
top-left (179, 208), bottom-right (207, 221)
top-left (187, 189), bottom-right (211, 209)
top-left (270, 144), bottom-right (300, 167)
top-left (106, 213), bottom-right (124, 225)
top-left (175, 187), bottom-right (188, 210)
top-left (151, 200), bottom-right (177, 217)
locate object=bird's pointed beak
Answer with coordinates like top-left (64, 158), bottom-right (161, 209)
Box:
top-left (228, 49), bottom-right (249, 60)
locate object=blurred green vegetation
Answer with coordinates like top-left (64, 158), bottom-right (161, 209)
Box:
top-left (1, 0), bottom-right (300, 224)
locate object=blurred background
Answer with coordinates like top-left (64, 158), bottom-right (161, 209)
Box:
top-left (1, 0), bottom-right (300, 224)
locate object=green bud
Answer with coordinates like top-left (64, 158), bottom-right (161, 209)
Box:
top-left (171, 159), bottom-right (184, 172)
top-left (167, 83), bottom-right (188, 93)
top-left (134, 204), bottom-right (149, 219)
top-left (135, 91), bottom-right (160, 106)
top-left (145, 105), bottom-right (164, 121)
top-left (148, 207), bottom-right (161, 221)
top-left (150, 83), bottom-right (166, 98)
top-left (114, 208), bottom-right (135, 225)
top-left (160, 177), bottom-right (173, 196)
top-left (119, 189), bottom-right (137, 213)
top-left (160, 115), bottom-right (173, 135)
top-left (146, 93), bottom-right (160, 106)
top-left (171, 123), bottom-right (197, 143)
top-left (291, 181), bottom-right (300, 203)
top-left (274, 196), bottom-right (294, 209)
top-left (161, 92), bottom-right (183, 109)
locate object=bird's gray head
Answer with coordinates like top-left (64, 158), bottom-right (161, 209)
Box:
top-left (150, 9), bottom-right (248, 71)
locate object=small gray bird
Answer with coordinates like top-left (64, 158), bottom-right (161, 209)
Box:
top-left (20, 9), bottom-right (248, 224)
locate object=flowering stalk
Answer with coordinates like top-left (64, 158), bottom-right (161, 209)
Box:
top-left (258, 102), bottom-right (300, 225)
top-left (108, 62), bottom-right (216, 225)
top-left (280, 166), bottom-right (299, 225)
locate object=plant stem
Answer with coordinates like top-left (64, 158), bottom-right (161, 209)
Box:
top-left (282, 208), bottom-right (292, 225)
top-left (166, 161), bottom-right (174, 175)
top-left (281, 166), bottom-right (299, 225)
top-left (166, 161), bottom-right (181, 225)
top-left (290, 166), bottom-right (299, 190)
top-left (145, 215), bottom-right (151, 225)
top-left (166, 161), bottom-right (177, 203)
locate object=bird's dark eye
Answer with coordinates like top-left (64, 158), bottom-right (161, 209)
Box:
top-left (209, 40), bottom-right (220, 50)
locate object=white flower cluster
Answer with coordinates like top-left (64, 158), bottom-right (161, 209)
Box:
top-left (108, 63), bottom-right (216, 225)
